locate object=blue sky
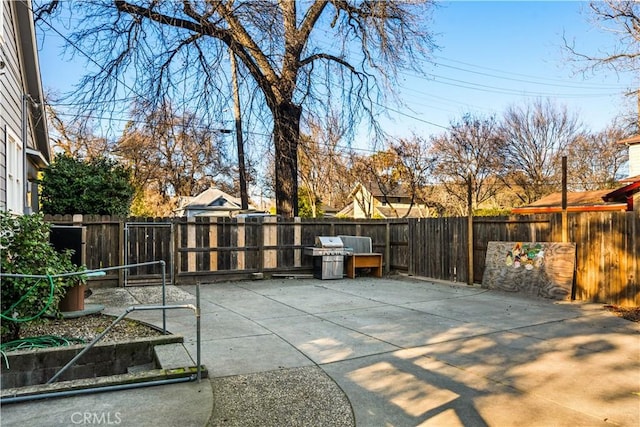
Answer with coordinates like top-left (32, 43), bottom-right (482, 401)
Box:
top-left (376, 1), bottom-right (638, 139)
top-left (36, 1), bottom-right (638, 144)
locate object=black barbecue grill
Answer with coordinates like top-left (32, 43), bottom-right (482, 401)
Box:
top-left (304, 236), bottom-right (353, 279)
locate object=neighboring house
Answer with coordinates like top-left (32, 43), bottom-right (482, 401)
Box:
top-left (0, 0), bottom-right (50, 214)
top-left (337, 182), bottom-right (428, 219)
top-left (618, 134), bottom-right (640, 180)
top-left (513, 132), bottom-right (640, 214)
top-left (175, 187), bottom-right (261, 218)
top-left (511, 186), bottom-right (639, 214)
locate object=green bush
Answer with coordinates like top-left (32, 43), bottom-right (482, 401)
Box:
top-left (1, 212), bottom-right (84, 341)
top-left (40, 153), bottom-right (134, 216)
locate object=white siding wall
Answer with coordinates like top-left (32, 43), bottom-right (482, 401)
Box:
top-left (629, 143), bottom-right (640, 178)
top-left (1, 0), bottom-right (29, 213)
top-left (5, 127), bottom-right (22, 212)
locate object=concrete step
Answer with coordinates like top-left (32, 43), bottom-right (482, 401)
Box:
top-left (154, 343), bottom-right (195, 370)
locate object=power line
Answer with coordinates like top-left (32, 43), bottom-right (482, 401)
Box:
top-left (34, 8), bottom-right (149, 105)
top-left (431, 55), bottom-right (633, 90)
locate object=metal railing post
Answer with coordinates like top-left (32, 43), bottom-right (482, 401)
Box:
top-left (46, 304), bottom-right (197, 384)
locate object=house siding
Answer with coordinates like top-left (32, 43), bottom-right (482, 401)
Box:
top-left (0, 0), bottom-right (48, 213)
top-left (629, 143), bottom-right (640, 178)
top-left (1, 1), bottom-right (26, 211)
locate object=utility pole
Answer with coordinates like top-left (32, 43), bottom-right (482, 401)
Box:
top-left (230, 48), bottom-right (248, 210)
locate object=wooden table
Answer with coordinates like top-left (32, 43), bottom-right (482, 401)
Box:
top-left (346, 253), bottom-right (383, 278)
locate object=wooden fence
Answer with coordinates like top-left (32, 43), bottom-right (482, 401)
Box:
top-left (44, 211), bottom-right (640, 306)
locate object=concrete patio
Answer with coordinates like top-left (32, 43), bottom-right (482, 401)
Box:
top-left (2, 276), bottom-right (638, 426)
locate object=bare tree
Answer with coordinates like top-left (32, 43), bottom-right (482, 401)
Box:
top-left (349, 149), bottom-right (402, 218)
top-left (500, 99), bottom-right (582, 204)
top-left (565, 1), bottom-right (639, 73)
top-left (566, 119), bottom-right (630, 191)
top-left (36, 0), bottom-right (437, 218)
top-left (298, 113), bottom-right (347, 217)
top-left (388, 136), bottom-right (435, 217)
top-left (46, 104), bottom-right (113, 160)
top-left (431, 114), bottom-right (506, 215)
top-left (116, 101), bottom-right (232, 216)
top-left (346, 137), bottom-right (434, 218)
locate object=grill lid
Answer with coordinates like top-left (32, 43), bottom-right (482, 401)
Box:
top-left (315, 236), bottom-right (344, 248)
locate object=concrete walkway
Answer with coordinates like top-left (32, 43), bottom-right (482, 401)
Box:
top-left (2, 276), bottom-right (639, 426)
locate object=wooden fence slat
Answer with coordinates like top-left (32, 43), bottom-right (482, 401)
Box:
top-left (44, 212), bottom-right (639, 305)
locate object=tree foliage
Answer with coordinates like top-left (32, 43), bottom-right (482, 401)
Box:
top-left (35, 0), bottom-right (437, 218)
top-left (116, 101), bottom-right (233, 216)
top-left (40, 154), bottom-right (134, 216)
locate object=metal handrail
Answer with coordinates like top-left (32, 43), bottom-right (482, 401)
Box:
top-left (2, 265), bottom-right (203, 388)
top-left (1, 260), bottom-right (169, 333)
top-left (47, 299), bottom-right (202, 384)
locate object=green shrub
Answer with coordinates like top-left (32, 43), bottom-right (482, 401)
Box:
top-left (39, 153), bottom-right (134, 216)
top-left (1, 212), bottom-right (84, 341)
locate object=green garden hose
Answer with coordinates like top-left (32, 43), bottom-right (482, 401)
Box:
top-left (0, 275), bottom-right (56, 323)
top-left (1, 335), bottom-right (86, 369)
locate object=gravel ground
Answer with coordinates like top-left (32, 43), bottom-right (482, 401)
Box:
top-left (209, 366), bottom-right (355, 427)
top-left (18, 313), bottom-right (162, 343)
top-left (604, 305), bottom-right (640, 322)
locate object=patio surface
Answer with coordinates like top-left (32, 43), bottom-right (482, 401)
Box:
top-left (2, 276), bottom-right (638, 426)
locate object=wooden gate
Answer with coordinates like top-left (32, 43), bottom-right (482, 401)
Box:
top-left (124, 222), bottom-right (174, 286)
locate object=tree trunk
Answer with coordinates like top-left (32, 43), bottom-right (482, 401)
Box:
top-left (273, 101), bottom-right (302, 218)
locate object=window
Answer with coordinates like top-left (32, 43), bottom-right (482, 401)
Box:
top-left (6, 128), bottom-right (23, 213)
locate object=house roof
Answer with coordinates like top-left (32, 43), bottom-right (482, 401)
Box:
top-left (336, 202), bottom-right (354, 218)
top-left (349, 181), bottom-right (409, 199)
top-left (512, 181), bottom-right (640, 214)
top-left (376, 205), bottom-right (429, 218)
top-left (602, 179), bottom-right (640, 202)
top-left (620, 174), bottom-right (640, 184)
top-left (526, 190), bottom-right (612, 208)
top-left (15, 0), bottom-right (50, 164)
top-left (182, 188), bottom-right (242, 209)
top-left (175, 187), bottom-right (266, 217)
top-left (617, 134), bottom-right (640, 146)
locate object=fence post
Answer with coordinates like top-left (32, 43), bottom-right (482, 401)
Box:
top-left (408, 219), bottom-right (415, 276)
top-left (187, 217), bottom-right (196, 273)
top-left (385, 222), bottom-right (391, 275)
top-left (167, 218), bottom-right (180, 285)
top-left (258, 219), bottom-right (265, 273)
top-left (209, 217), bottom-right (218, 272)
top-left (294, 217), bottom-right (302, 268)
top-left (262, 216), bottom-right (277, 270)
top-left (237, 216), bottom-right (245, 270)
